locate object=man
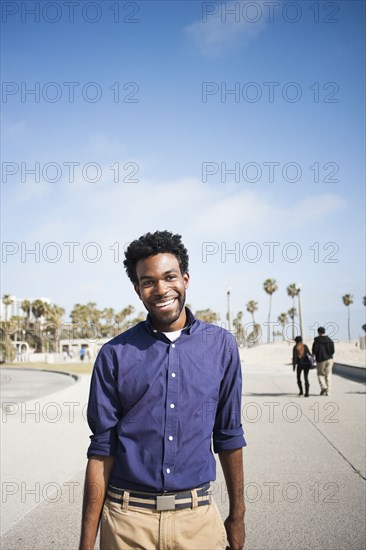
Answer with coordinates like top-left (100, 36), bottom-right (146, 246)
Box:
top-left (79, 230), bottom-right (246, 550)
top-left (312, 326), bottom-right (335, 396)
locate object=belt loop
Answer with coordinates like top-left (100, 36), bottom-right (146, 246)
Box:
top-left (122, 490), bottom-right (130, 512)
top-left (191, 488), bottom-right (198, 510)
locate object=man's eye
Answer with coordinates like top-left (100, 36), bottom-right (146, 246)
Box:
top-left (142, 281), bottom-right (152, 287)
top-left (166, 275), bottom-right (176, 281)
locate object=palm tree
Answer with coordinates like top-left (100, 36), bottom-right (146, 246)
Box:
top-left (44, 304), bottom-right (65, 352)
top-left (246, 300), bottom-right (258, 326)
top-left (21, 300), bottom-right (31, 327)
top-left (277, 313), bottom-right (288, 341)
top-left (233, 311), bottom-right (244, 346)
top-left (286, 284), bottom-right (298, 337)
top-left (115, 306), bottom-right (134, 325)
top-left (195, 308), bottom-right (220, 323)
top-left (101, 307), bottom-right (115, 336)
top-left (263, 279), bottom-right (278, 343)
top-left (287, 284), bottom-right (297, 304)
top-left (70, 302), bottom-right (101, 337)
top-left (113, 306), bottom-right (135, 335)
top-left (342, 294), bottom-right (353, 341)
top-left (31, 299), bottom-right (49, 322)
top-left (102, 307), bottom-right (115, 325)
top-left (287, 307), bottom-right (297, 340)
top-left (31, 300), bottom-right (50, 351)
top-left (0, 321), bottom-right (16, 363)
top-left (2, 295), bottom-right (14, 321)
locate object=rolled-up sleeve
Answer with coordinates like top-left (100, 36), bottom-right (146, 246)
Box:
top-left (213, 336), bottom-right (246, 453)
top-left (87, 345), bottom-right (121, 458)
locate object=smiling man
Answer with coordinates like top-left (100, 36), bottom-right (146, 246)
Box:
top-left (79, 230), bottom-right (246, 550)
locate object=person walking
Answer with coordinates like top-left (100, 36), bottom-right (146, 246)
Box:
top-left (312, 326), bottom-right (335, 396)
top-left (292, 336), bottom-right (311, 397)
top-left (79, 230), bottom-right (246, 550)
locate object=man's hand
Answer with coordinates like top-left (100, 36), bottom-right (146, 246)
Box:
top-left (224, 515), bottom-right (245, 550)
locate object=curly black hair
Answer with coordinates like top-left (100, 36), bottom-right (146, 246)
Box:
top-left (123, 230), bottom-right (189, 284)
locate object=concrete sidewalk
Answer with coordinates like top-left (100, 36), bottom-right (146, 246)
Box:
top-left (1, 358), bottom-right (365, 550)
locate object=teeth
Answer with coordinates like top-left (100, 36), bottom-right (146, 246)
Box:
top-left (155, 299), bottom-right (175, 308)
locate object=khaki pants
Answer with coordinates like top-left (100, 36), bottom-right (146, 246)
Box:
top-left (100, 496), bottom-right (227, 550)
top-left (317, 359), bottom-right (333, 395)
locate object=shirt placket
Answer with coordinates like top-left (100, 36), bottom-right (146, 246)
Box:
top-left (162, 340), bottom-right (180, 488)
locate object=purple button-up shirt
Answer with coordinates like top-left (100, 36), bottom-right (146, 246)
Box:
top-left (87, 308), bottom-right (246, 492)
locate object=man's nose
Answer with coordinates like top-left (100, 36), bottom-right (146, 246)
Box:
top-left (154, 279), bottom-right (169, 296)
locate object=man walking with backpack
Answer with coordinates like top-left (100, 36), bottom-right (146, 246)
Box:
top-left (312, 327), bottom-right (335, 396)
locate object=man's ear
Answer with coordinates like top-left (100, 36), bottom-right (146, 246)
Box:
top-left (183, 272), bottom-right (190, 289)
top-left (134, 284), bottom-right (141, 300)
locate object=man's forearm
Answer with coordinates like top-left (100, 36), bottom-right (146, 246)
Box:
top-left (79, 456), bottom-right (115, 550)
top-left (219, 448), bottom-right (245, 550)
top-left (219, 448), bottom-right (245, 518)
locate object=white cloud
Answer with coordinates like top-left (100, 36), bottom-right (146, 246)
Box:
top-left (20, 177), bottom-right (346, 245)
top-left (185, 1), bottom-right (268, 57)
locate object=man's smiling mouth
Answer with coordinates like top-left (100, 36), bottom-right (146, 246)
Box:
top-left (154, 298), bottom-right (176, 309)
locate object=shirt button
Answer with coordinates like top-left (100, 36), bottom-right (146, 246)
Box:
top-left (171, 343), bottom-right (175, 348)
top-left (166, 468), bottom-right (171, 474)
top-left (171, 373), bottom-right (176, 378)
top-left (170, 403), bottom-right (175, 409)
top-left (168, 436), bottom-right (173, 441)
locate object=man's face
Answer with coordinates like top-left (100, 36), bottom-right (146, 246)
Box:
top-left (134, 253), bottom-right (189, 332)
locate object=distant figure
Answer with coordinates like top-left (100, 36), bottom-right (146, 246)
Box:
top-left (312, 327), bottom-right (335, 396)
top-left (80, 347), bottom-right (86, 361)
top-left (292, 336), bottom-right (311, 397)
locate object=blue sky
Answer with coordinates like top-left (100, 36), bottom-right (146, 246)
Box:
top-left (1, 0), bottom-right (365, 341)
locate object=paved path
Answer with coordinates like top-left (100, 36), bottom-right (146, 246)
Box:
top-left (0, 359), bottom-right (365, 550)
top-left (0, 368), bottom-right (76, 405)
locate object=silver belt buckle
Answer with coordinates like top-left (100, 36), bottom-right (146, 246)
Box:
top-left (156, 495), bottom-right (176, 511)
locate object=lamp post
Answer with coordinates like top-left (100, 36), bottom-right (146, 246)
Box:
top-left (227, 287), bottom-right (232, 332)
top-left (295, 283), bottom-right (304, 338)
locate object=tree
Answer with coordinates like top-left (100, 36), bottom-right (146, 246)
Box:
top-left (112, 306), bottom-right (135, 335)
top-left (246, 300), bottom-right (258, 326)
top-left (30, 300), bottom-right (51, 352)
top-left (246, 323), bottom-right (261, 345)
top-left (363, 296), bottom-right (366, 307)
top-left (342, 294), bottom-right (353, 341)
top-left (2, 295), bottom-right (14, 321)
top-left (102, 307), bottom-right (115, 325)
top-left (70, 302), bottom-right (101, 338)
top-left (233, 311), bottom-right (244, 346)
top-left (115, 306), bottom-right (134, 326)
top-left (44, 304), bottom-right (65, 352)
top-left (287, 307), bottom-right (297, 340)
top-left (21, 299), bottom-right (31, 328)
top-left (31, 299), bottom-right (49, 322)
top-left (277, 313), bottom-right (288, 341)
top-left (286, 284), bottom-right (299, 339)
top-left (0, 321), bottom-right (16, 363)
top-left (263, 279), bottom-right (278, 343)
top-left (194, 308), bottom-right (220, 323)
top-left (101, 307), bottom-right (115, 337)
